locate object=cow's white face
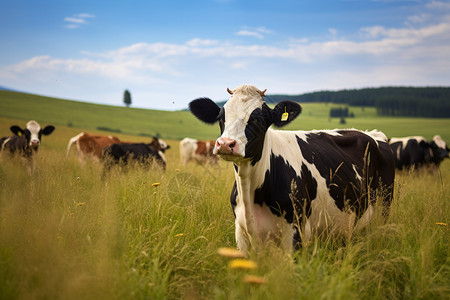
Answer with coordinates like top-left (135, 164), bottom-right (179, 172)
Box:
top-left (217, 86), bottom-right (266, 161)
top-left (189, 85), bottom-right (302, 165)
top-left (27, 120), bottom-right (42, 148)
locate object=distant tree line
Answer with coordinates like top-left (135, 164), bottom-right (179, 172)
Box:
top-left (329, 107), bottom-right (355, 118)
top-left (266, 87), bottom-right (450, 118)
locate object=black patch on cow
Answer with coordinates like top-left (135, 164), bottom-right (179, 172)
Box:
top-left (218, 107), bottom-right (225, 134)
top-left (230, 181), bottom-right (238, 218)
top-left (2, 135), bottom-right (31, 156)
top-left (430, 141), bottom-right (449, 166)
top-left (296, 131), bottom-right (389, 217)
top-left (244, 104), bottom-right (273, 166)
top-left (103, 143), bottom-right (166, 170)
top-left (254, 153), bottom-right (315, 224)
top-left (189, 98), bottom-right (221, 124)
top-left (389, 139), bottom-right (432, 170)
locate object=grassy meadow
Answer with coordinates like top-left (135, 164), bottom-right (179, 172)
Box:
top-left (0, 92), bottom-right (449, 299)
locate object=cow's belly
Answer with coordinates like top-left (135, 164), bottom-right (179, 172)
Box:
top-left (304, 192), bottom-right (358, 242)
top-left (234, 201), bottom-right (294, 252)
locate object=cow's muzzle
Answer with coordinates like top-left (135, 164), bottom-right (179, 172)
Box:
top-left (30, 140), bottom-right (40, 147)
top-left (214, 137), bottom-right (238, 156)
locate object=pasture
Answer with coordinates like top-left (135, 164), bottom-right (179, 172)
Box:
top-left (0, 93), bottom-right (449, 299)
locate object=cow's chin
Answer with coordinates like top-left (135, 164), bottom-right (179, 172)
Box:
top-left (217, 153), bottom-right (247, 163)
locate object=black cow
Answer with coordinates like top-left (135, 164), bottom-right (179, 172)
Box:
top-left (389, 135), bottom-right (449, 170)
top-left (102, 137), bottom-right (169, 171)
top-left (0, 120), bottom-right (55, 174)
top-left (189, 84), bottom-right (395, 253)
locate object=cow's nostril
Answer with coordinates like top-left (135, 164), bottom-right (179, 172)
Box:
top-left (229, 142), bottom-right (235, 149)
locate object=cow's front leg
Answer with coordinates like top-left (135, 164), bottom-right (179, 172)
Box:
top-left (235, 222), bottom-right (251, 254)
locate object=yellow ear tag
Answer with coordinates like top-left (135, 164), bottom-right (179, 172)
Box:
top-left (281, 106), bottom-right (289, 121)
top-left (17, 131), bottom-right (22, 136)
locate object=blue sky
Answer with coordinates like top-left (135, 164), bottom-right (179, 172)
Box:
top-left (1, 0), bottom-right (449, 110)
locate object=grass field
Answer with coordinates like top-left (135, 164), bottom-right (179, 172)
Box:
top-left (0, 91), bottom-right (449, 299)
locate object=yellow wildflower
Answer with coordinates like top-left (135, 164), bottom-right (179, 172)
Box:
top-left (436, 222), bottom-right (447, 226)
top-left (152, 183), bottom-right (161, 187)
top-left (217, 247), bottom-right (246, 258)
top-left (242, 275), bottom-right (268, 285)
top-left (175, 233), bottom-right (184, 237)
top-left (228, 259), bottom-right (257, 270)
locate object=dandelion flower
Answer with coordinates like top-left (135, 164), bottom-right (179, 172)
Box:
top-left (217, 247), bottom-right (246, 258)
top-left (436, 222), bottom-right (447, 226)
top-left (152, 183), bottom-right (161, 187)
top-left (175, 233), bottom-right (184, 237)
top-left (243, 275), bottom-right (268, 285)
top-left (229, 259), bottom-right (257, 270)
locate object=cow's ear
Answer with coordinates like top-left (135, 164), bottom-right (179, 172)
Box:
top-left (10, 126), bottom-right (23, 136)
top-left (42, 125), bottom-right (55, 135)
top-left (271, 101), bottom-right (302, 127)
top-left (189, 98), bottom-right (221, 124)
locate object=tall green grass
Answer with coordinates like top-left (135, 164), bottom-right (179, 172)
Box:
top-left (0, 129), bottom-right (449, 299)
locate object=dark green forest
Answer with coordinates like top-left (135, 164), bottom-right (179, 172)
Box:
top-left (266, 87), bottom-right (450, 118)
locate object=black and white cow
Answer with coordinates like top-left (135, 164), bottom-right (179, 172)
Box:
top-left (429, 135), bottom-right (449, 166)
top-left (102, 137), bottom-right (169, 171)
top-left (189, 85), bottom-right (395, 253)
top-left (0, 120), bottom-right (55, 173)
top-left (388, 135), bottom-right (449, 170)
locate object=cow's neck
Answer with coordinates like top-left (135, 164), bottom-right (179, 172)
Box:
top-left (233, 129), bottom-right (275, 228)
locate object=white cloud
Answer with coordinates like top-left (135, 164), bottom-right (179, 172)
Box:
top-left (186, 38), bottom-right (219, 47)
top-left (64, 13), bottom-right (95, 29)
top-left (235, 26), bottom-right (273, 39)
top-left (328, 28), bottom-right (338, 36)
top-left (235, 30), bottom-right (264, 39)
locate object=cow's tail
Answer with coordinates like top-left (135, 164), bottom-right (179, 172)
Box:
top-left (66, 132), bottom-right (85, 158)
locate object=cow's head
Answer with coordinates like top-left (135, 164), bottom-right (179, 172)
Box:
top-left (189, 85), bottom-right (301, 165)
top-left (10, 120), bottom-right (55, 150)
top-left (150, 137), bottom-right (170, 153)
top-left (430, 135), bottom-right (449, 164)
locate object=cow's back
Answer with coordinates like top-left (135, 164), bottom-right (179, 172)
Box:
top-left (292, 129), bottom-right (394, 217)
top-left (389, 137), bottom-right (430, 170)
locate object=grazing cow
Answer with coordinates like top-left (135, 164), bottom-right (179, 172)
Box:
top-left (66, 132), bottom-right (122, 163)
top-left (389, 135), bottom-right (449, 170)
top-left (429, 135), bottom-right (449, 166)
top-left (179, 137), bottom-right (219, 166)
top-left (189, 85), bottom-right (395, 253)
top-left (103, 137), bottom-right (169, 171)
top-left (0, 120), bottom-right (55, 173)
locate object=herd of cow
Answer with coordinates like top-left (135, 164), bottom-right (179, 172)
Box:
top-left (1, 85), bottom-right (448, 254)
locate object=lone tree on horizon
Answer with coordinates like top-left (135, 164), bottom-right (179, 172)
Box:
top-left (123, 89), bottom-right (132, 107)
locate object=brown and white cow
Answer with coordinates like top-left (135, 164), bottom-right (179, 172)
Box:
top-left (189, 85), bottom-right (395, 254)
top-left (66, 132), bottom-right (122, 163)
top-left (179, 137), bottom-right (219, 166)
top-left (0, 120), bottom-right (55, 174)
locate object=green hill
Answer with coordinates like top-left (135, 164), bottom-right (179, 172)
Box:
top-left (0, 90), bottom-right (219, 140)
top-left (1, 90), bottom-right (449, 141)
